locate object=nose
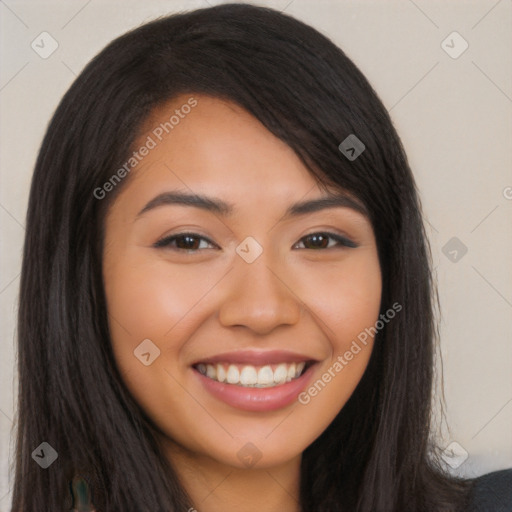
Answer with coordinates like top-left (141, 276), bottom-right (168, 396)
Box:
top-left (218, 254), bottom-right (302, 335)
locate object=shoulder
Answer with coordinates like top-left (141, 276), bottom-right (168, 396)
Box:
top-left (466, 468), bottom-right (512, 512)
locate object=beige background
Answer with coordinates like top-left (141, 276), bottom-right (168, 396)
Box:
top-left (1, 0), bottom-right (511, 508)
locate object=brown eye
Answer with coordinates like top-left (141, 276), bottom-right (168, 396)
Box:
top-left (174, 235), bottom-right (201, 250)
top-left (294, 232), bottom-right (357, 250)
top-left (303, 233), bottom-right (329, 249)
top-left (153, 233), bottom-right (217, 251)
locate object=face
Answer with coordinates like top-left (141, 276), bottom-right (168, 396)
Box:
top-left (102, 94), bottom-right (382, 471)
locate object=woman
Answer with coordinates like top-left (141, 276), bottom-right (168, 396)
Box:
top-left (11, 3), bottom-right (511, 511)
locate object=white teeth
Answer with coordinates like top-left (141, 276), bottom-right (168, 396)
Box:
top-left (226, 365), bottom-right (240, 384)
top-left (216, 364), bottom-right (226, 383)
top-left (206, 364), bottom-right (216, 379)
top-left (287, 363), bottom-right (296, 382)
top-left (273, 364), bottom-right (288, 384)
top-left (257, 366), bottom-right (274, 386)
top-left (240, 366), bottom-right (258, 386)
top-left (197, 361), bottom-right (309, 387)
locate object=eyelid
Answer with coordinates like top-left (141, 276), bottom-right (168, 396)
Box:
top-left (153, 232), bottom-right (219, 249)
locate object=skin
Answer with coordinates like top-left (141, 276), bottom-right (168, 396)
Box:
top-left (102, 93), bottom-right (382, 512)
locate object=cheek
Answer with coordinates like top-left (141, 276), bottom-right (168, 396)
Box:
top-left (104, 251), bottom-right (224, 340)
top-left (102, 253), bottom-right (210, 434)
top-left (102, 251), bottom-right (199, 391)
top-left (291, 252), bottom-right (381, 425)
top-left (103, 251), bottom-right (231, 411)
top-left (296, 251), bottom-right (382, 348)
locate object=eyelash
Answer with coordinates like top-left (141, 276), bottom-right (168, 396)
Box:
top-left (153, 231), bottom-right (358, 251)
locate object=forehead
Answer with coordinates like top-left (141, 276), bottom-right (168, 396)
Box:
top-left (129, 94), bottom-right (320, 195)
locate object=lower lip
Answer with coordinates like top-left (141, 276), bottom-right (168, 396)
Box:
top-left (193, 365), bottom-right (316, 412)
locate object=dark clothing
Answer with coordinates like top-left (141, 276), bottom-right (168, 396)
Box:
top-left (467, 469), bottom-right (512, 511)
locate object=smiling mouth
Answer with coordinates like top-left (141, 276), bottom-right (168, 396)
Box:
top-left (193, 361), bottom-right (313, 388)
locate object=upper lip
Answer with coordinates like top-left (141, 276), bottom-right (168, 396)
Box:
top-left (192, 350), bottom-right (317, 366)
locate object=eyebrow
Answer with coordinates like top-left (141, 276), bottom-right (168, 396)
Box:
top-left (136, 190), bottom-right (368, 220)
